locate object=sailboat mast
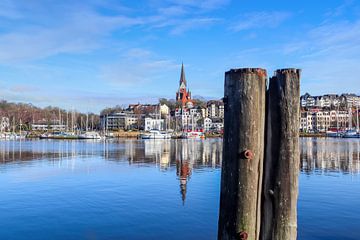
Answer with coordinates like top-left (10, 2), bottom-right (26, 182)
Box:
top-left (58, 108), bottom-right (61, 127)
top-left (71, 109), bottom-right (74, 132)
top-left (357, 105), bottom-right (359, 133)
top-left (105, 115), bottom-right (107, 135)
top-left (86, 113), bottom-right (89, 132)
top-left (336, 105), bottom-right (339, 130)
top-left (66, 111), bottom-right (68, 132)
top-left (19, 119), bottom-right (22, 136)
top-left (349, 108), bottom-right (353, 130)
top-left (192, 114), bottom-right (194, 131)
top-left (91, 115), bottom-right (94, 131)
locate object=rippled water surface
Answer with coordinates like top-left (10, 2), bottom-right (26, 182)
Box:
top-left (0, 138), bottom-right (359, 240)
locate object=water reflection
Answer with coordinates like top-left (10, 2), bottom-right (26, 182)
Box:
top-left (1, 138), bottom-right (360, 240)
top-left (3, 138), bottom-right (360, 175)
top-left (0, 139), bottom-right (223, 203)
top-left (300, 138), bottom-right (360, 174)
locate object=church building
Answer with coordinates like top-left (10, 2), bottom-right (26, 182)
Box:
top-left (176, 63), bottom-right (193, 108)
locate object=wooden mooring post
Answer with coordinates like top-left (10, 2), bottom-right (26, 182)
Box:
top-left (218, 68), bottom-right (301, 240)
top-left (218, 68), bottom-right (267, 240)
top-left (261, 69), bottom-right (301, 240)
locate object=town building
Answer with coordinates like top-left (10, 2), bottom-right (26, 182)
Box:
top-left (100, 112), bottom-right (139, 131)
top-left (31, 119), bottom-right (66, 131)
top-left (300, 93), bottom-right (360, 109)
top-left (127, 104), bottom-right (162, 117)
top-left (174, 108), bottom-right (202, 131)
top-left (203, 118), bottom-right (212, 132)
top-left (0, 117), bottom-right (10, 132)
top-left (300, 109), bottom-right (350, 132)
top-left (159, 104), bottom-right (170, 116)
top-left (144, 118), bottom-right (165, 131)
top-left (207, 100), bottom-right (224, 119)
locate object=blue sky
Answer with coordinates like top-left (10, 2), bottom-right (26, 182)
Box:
top-left (0, 0), bottom-right (359, 112)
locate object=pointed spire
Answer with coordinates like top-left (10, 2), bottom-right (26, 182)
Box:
top-left (179, 62), bottom-right (187, 87)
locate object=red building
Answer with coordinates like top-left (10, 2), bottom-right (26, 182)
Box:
top-left (176, 63), bottom-right (192, 108)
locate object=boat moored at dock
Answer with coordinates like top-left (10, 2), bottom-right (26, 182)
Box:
top-left (40, 132), bottom-right (79, 140)
top-left (140, 130), bottom-right (171, 139)
top-left (181, 131), bottom-right (205, 139)
top-left (78, 131), bottom-right (103, 140)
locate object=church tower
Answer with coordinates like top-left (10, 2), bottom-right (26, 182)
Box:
top-left (176, 63), bottom-right (192, 107)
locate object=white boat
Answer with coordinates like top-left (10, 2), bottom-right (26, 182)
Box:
top-left (0, 132), bottom-right (25, 140)
top-left (40, 132), bottom-right (79, 139)
top-left (78, 131), bottom-right (102, 140)
top-left (182, 131), bottom-right (205, 139)
top-left (343, 107), bottom-right (360, 138)
top-left (326, 131), bottom-right (343, 138)
top-left (343, 130), bottom-right (360, 138)
top-left (140, 130), bottom-right (171, 139)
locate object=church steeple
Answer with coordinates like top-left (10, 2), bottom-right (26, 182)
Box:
top-left (176, 62), bottom-right (193, 107)
top-left (179, 62), bottom-right (187, 88)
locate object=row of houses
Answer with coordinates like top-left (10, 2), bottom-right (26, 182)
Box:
top-left (100, 101), bottom-right (225, 132)
top-left (300, 109), bottom-right (353, 133)
top-left (301, 93), bottom-right (360, 109)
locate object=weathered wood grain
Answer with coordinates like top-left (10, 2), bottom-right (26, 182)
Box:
top-left (218, 68), bottom-right (267, 240)
top-left (261, 69), bottom-right (301, 240)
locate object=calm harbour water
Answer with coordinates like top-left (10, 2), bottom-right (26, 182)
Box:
top-left (0, 138), bottom-right (359, 240)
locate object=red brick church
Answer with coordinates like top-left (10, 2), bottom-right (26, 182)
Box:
top-left (176, 63), bottom-right (193, 108)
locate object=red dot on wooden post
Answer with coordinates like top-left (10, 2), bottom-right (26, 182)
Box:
top-left (243, 150), bottom-right (253, 160)
top-left (238, 231), bottom-right (248, 240)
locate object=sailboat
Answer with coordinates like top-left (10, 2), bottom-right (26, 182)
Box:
top-left (181, 112), bottom-right (205, 139)
top-left (343, 106), bottom-right (360, 138)
top-left (326, 107), bottom-right (344, 137)
top-left (140, 104), bottom-right (172, 140)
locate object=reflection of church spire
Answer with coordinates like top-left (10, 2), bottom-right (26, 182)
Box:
top-left (176, 159), bottom-right (191, 205)
top-left (180, 177), bottom-right (187, 205)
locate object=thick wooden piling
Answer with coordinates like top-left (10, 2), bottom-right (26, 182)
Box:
top-left (218, 68), bottom-right (267, 240)
top-left (261, 69), bottom-right (301, 240)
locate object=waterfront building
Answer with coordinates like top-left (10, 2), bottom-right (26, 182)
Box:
top-left (159, 104), bottom-right (170, 116)
top-left (200, 106), bottom-right (208, 119)
top-left (210, 118), bottom-right (224, 132)
top-left (100, 112), bottom-right (139, 131)
top-left (144, 118), bottom-right (165, 131)
top-left (300, 93), bottom-right (316, 108)
top-left (175, 108), bottom-right (201, 130)
top-left (128, 104), bottom-right (162, 117)
top-left (0, 117), bottom-right (10, 132)
top-left (31, 119), bottom-right (66, 131)
top-left (207, 100), bottom-right (224, 119)
top-left (301, 93), bottom-right (360, 110)
top-left (300, 109), bottom-right (350, 132)
top-left (203, 118), bottom-right (212, 132)
top-left (339, 94), bottom-right (360, 108)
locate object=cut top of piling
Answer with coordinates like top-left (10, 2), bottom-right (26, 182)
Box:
top-left (226, 68), bottom-right (267, 78)
top-left (274, 68), bottom-right (301, 77)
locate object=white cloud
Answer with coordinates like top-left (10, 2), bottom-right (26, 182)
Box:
top-left (283, 19), bottom-right (360, 95)
top-left (0, 0), bottom-right (226, 63)
top-left (157, 0), bottom-right (230, 11)
top-left (100, 49), bottom-right (178, 88)
top-left (230, 11), bottom-right (292, 32)
top-left (0, 9), bottom-right (144, 63)
top-left (170, 18), bottom-right (220, 35)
